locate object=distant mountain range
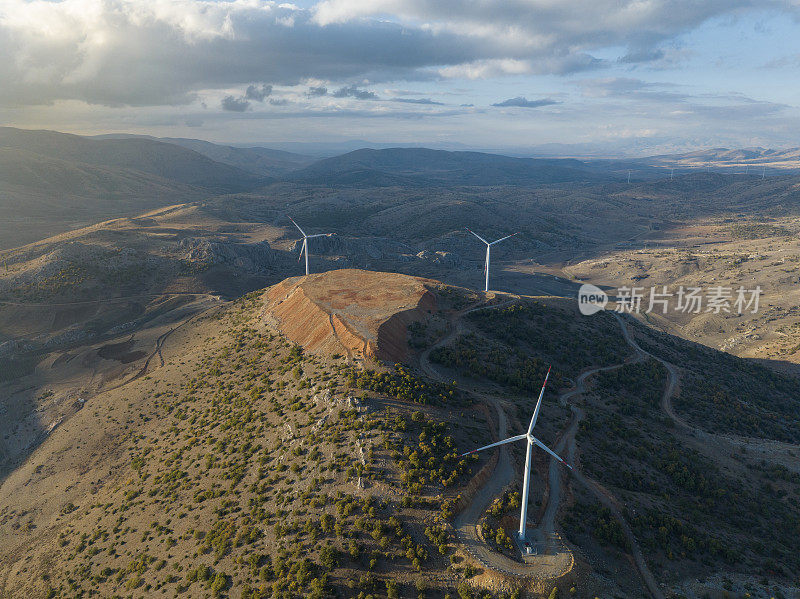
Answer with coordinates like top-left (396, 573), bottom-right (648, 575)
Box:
top-left (4, 126), bottom-right (800, 249)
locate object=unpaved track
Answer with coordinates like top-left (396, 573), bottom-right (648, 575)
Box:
top-left (619, 314), bottom-right (800, 473)
top-left (421, 299), bottom-right (667, 595)
top-left (420, 297), bottom-right (573, 579)
top-left (0, 292), bottom-right (222, 308)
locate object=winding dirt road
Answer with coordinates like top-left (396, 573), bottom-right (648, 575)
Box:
top-left (421, 299), bottom-right (669, 596)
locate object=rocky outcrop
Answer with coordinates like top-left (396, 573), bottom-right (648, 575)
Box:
top-left (262, 269), bottom-right (437, 363)
top-left (178, 238), bottom-right (277, 272)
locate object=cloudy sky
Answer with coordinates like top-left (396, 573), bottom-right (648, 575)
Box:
top-left (2, 0), bottom-right (800, 154)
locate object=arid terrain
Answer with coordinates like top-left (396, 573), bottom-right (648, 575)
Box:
top-left (1, 131), bottom-right (799, 599)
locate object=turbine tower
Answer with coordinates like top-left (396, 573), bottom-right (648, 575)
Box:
top-left (762, 166), bottom-right (766, 180)
top-left (461, 368), bottom-right (572, 544)
top-left (289, 217), bottom-right (332, 276)
top-left (670, 167), bottom-right (674, 180)
top-left (466, 228), bottom-right (518, 292)
top-left (627, 170), bottom-right (631, 183)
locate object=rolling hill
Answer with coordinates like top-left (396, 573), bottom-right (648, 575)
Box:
top-left (286, 148), bottom-right (616, 186)
top-left (0, 128), bottom-right (270, 249)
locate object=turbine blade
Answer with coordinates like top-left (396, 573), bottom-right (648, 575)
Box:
top-left (306, 233), bottom-right (331, 239)
top-left (490, 232), bottom-right (519, 245)
top-left (298, 238), bottom-right (307, 261)
top-left (465, 227), bottom-right (489, 245)
top-left (527, 366), bottom-right (551, 434)
top-left (460, 434), bottom-right (527, 457)
top-left (532, 437), bottom-right (573, 470)
top-left (288, 216), bottom-right (306, 236)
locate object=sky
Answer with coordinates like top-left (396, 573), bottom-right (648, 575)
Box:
top-left (2, 0), bottom-right (800, 155)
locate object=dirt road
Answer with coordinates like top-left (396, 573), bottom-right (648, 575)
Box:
top-left (421, 299), bottom-right (668, 595)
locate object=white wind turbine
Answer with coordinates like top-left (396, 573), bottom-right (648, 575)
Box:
top-left (289, 217), bottom-right (332, 276)
top-left (466, 228), bottom-right (518, 292)
top-left (461, 367), bottom-right (572, 544)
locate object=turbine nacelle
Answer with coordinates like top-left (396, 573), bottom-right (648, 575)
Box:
top-left (465, 227), bottom-right (519, 292)
top-left (289, 216), bottom-right (333, 276)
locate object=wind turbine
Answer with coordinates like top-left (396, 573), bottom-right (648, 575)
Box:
top-left (289, 217), bottom-right (332, 276)
top-left (466, 228), bottom-right (518, 292)
top-left (670, 167), bottom-right (674, 180)
top-left (627, 170), bottom-right (631, 183)
top-left (461, 368), bottom-right (572, 544)
top-left (762, 166), bottom-right (766, 180)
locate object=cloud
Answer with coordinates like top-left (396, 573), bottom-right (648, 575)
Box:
top-left (0, 0), bottom-right (476, 107)
top-left (244, 84), bottom-right (273, 102)
top-left (221, 95), bottom-right (250, 112)
top-left (619, 48), bottom-right (665, 64)
top-left (392, 98), bottom-right (444, 105)
top-left (312, 1), bottom-right (798, 71)
top-left (3, 0), bottom-right (796, 109)
top-left (332, 85), bottom-right (378, 100)
top-left (491, 97), bottom-right (559, 108)
top-left (307, 86), bottom-right (329, 97)
top-left (576, 77), bottom-right (687, 102)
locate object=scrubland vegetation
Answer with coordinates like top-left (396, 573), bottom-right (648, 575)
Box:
top-left (430, 301), bottom-right (628, 393)
top-left (571, 357), bottom-right (800, 582)
top-left (35, 296), bottom-right (500, 598)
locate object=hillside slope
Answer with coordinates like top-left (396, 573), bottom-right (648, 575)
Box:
top-left (1, 271), bottom-right (796, 598)
top-left (0, 128), bottom-right (262, 191)
top-left (0, 128), bottom-right (268, 248)
top-left (287, 148), bottom-right (615, 186)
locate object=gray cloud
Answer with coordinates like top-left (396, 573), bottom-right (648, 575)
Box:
top-left (221, 96), bottom-right (250, 112)
top-left (244, 84), bottom-right (273, 101)
top-left (620, 48), bottom-right (666, 64)
top-left (392, 98), bottom-right (444, 105)
top-left (4, 0), bottom-right (795, 109)
top-left (0, 1), bottom-right (477, 108)
top-left (332, 85), bottom-right (379, 100)
top-left (491, 97), bottom-right (559, 108)
top-left (307, 86), bottom-right (329, 97)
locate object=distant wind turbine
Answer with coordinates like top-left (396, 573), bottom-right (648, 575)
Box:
top-left (627, 170), bottom-right (631, 183)
top-left (289, 217), bottom-right (332, 276)
top-left (461, 368), bottom-right (572, 544)
top-left (762, 166), bottom-right (766, 180)
top-left (466, 228), bottom-right (518, 292)
top-left (670, 167), bottom-right (674, 180)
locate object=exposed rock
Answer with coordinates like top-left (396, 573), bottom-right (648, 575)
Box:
top-left (0, 339), bottom-right (18, 357)
top-left (416, 249), bottom-right (461, 267)
top-left (178, 238), bottom-right (277, 272)
top-left (262, 269), bottom-right (437, 363)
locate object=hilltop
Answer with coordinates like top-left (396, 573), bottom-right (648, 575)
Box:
top-left (263, 270), bottom-right (442, 363)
